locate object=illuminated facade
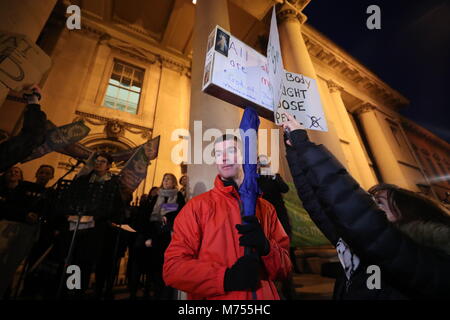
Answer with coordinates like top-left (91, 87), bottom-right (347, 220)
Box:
top-left (1, 0), bottom-right (448, 203)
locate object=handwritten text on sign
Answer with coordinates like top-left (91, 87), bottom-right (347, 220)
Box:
top-left (274, 72), bottom-right (327, 131)
top-left (202, 25), bottom-right (327, 132)
top-left (203, 26), bottom-right (273, 111)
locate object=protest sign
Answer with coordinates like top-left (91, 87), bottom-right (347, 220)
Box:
top-left (0, 31), bottom-right (52, 92)
top-left (202, 20), bottom-right (327, 131)
top-left (274, 71), bottom-right (328, 131)
top-left (266, 7), bottom-right (327, 131)
top-left (202, 25), bottom-right (273, 119)
top-left (267, 6), bottom-right (284, 111)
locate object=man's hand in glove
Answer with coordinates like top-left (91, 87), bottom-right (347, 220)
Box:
top-left (223, 253), bottom-right (260, 292)
top-left (236, 215), bottom-right (270, 256)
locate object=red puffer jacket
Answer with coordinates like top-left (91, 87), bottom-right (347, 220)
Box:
top-left (163, 175), bottom-right (292, 300)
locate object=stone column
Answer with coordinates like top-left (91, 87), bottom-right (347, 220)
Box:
top-left (188, 0), bottom-right (242, 195)
top-left (355, 103), bottom-right (412, 189)
top-left (277, 2), bottom-right (347, 164)
top-left (327, 80), bottom-right (377, 189)
top-left (0, 0), bottom-right (57, 105)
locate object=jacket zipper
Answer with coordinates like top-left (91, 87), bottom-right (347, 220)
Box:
top-left (230, 192), bottom-right (244, 217)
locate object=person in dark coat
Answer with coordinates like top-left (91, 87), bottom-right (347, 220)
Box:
top-left (137, 173), bottom-right (185, 300)
top-left (280, 112), bottom-right (450, 299)
top-left (61, 152), bottom-right (125, 299)
top-left (257, 155), bottom-right (297, 299)
top-left (126, 187), bottom-right (160, 299)
top-left (179, 175), bottom-right (189, 202)
top-left (0, 86), bottom-right (47, 173)
top-left (257, 155), bottom-right (291, 236)
top-left (0, 166), bottom-right (46, 298)
top-left (20, 165), bottom-right (61, 299)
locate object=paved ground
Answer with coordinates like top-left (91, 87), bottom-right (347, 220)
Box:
top-left (9, 265), bottom-right (335, 300)
top-left (110, 273), bottom-right (335, 300)
top-left (292, 273), bottom-right (335, 300)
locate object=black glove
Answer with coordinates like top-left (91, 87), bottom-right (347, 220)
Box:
top-left (223, 254), bottom-right (260, 292)
top-left (283, 129), bottom-right (308, 150)
top-left (236, 215), bottom-right (270, 256)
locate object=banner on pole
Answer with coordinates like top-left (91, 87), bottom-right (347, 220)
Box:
top-left (119, 136), bottom-right (160, 194)
top-left (22, 121), bottom-right (90, 163)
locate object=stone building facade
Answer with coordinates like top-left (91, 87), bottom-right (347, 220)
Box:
top-left (1, 0), bottom-right (448, 207)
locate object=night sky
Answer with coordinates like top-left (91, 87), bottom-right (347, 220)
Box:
top-left (303, 0), bottom-right (450, 143)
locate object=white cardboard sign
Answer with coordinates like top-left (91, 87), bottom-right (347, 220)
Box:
top-left (274, 72), bottom-right (328, 131)
top-left (267, 7), bottom-right (284, 111)
top-left (203, 26), bottom-right (273, 118)
top-left (0, 31), bottom-right (52, 92)
top-left (202, 23), bottom-right (328, 132)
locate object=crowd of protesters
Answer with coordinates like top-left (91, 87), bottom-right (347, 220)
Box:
top-left (0, 158), bottom-right (190, 300)
top-left (0, 84), bottom-right (191, 300)
top-left (0, 86), bottom-right (449, 301)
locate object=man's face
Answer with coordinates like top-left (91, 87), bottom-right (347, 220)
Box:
top-left (94, 156), bottom-right (110, 175)
top-left (215, 139), bottom-right (242, 180)
top-left (35, 167), bottom-right (53, 186)
top-left (5, 167), bottom-right (22, 183)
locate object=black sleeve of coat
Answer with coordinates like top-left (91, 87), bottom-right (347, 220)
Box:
top-left (131, 205), bottom-right (152, 238)
top-left (177, 191), bottom-right (186, 209)
top-left (289, 129), bottom-right (450, 298)
top-left (0, 104), bottom-right (47, 173)
top-left (284, 130), bottom-right (340, 245)
top-left (110, 179), bottom-right (126, 224)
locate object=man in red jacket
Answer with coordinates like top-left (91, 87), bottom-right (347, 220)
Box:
top-left (163, 134), bottom-right (291, 300)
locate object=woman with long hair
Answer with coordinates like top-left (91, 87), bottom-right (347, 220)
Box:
top-left (369, 184), bottom-right (450, 256)
top-left (280, 112), bottom-right (450, 299)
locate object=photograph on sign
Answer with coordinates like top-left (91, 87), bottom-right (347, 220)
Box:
top-left (203, 61), bottom-right (211, 87)
top-left (202, 25), bottom-right (328, 130)
top-left (274, 71), bottom-right (328, 132)
top-left (214, 28), bottom-right (230, 57)
top-left (207, 30), bottom-right (215, 53)
top-left (202, 29), bottom-right (216, 91)
top-left (202, 25), bottom-right (274, 118)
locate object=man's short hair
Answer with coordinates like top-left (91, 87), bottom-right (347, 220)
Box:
top-left (95, 152), bottom-right (113, 164)
top-left (37, 164), bottom-right (55, 176)
top-left (214, 134), bottom-right (239, 145)
top-left (213, 134), bottom-right (240, 155)
top-left (213, 134), bottom-right (246, 164)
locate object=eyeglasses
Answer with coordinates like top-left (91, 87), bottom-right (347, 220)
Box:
top-left (95, 159), bottom-right (108, 164)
